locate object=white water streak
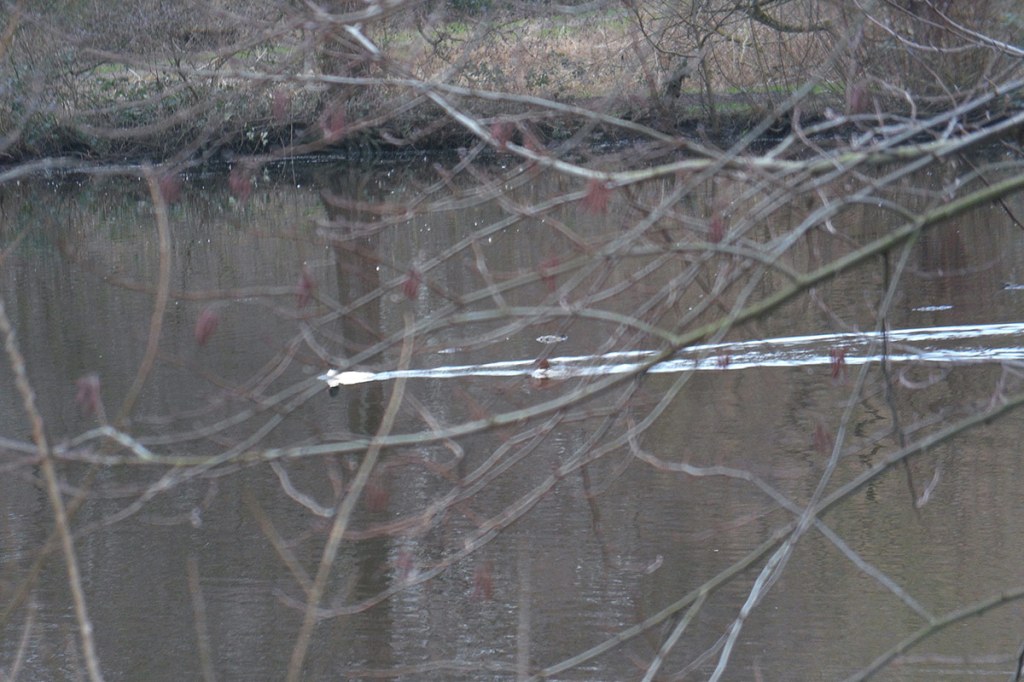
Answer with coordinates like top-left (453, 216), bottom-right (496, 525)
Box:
top-left (319, 322), bottom-right (1024, 386)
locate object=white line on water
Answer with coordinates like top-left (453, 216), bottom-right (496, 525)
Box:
top-left (318, 322), bottom-right (1024, 386)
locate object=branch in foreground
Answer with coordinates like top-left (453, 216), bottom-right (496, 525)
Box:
top-left (528, 383), bottom-right (1024, 679)
top-left (0, 295), bottom-right (104, 682)
top-left (843, 586), bottom-right (1024, 682)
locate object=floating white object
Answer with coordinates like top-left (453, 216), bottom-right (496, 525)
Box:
top-left (319, 369), bottom-right (376, 386)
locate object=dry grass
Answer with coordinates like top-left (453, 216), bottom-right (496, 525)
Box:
top-left (399, 5), bottom-right (840, 118)
top-left (3, 1), bottom-right (1020, 160)
top-left (448, 13), bottom-right (640, 100)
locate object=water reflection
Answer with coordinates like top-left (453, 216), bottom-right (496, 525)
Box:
top-left (311, 165), bottom-right (394, 676)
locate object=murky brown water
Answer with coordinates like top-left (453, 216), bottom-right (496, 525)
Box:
top-left (2, 158), bottom-right (1024, 680)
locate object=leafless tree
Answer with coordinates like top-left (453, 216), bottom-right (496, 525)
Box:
top-left (3, 1), bottom-right (1024, 679)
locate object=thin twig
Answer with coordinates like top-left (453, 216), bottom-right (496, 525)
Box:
top-left (8, 597), bottom-right (36, 681)
top-left (642, 590), bottom-right (708, 682)
top-left (187, 557), bottom-right (217, 682)
top-left (286, 312), bottom-right (416, 682)
top-left (844, 587), bottom-right (1024, 682)
top-left (530, 385), bottom-right (1024, 680)
top-left (244, 491), bottom-right (313, 595)
top-left (0, 295), bottom-right (104, 681)
top-left (516, 537), bottom-right (532, 681)
top-left (116, 167), bottom-right (172, 426)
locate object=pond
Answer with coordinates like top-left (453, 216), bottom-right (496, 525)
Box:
top-left (2, 154), bottom-right (1024, 680)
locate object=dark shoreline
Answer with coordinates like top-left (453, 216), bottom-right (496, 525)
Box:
top-left (4, 93), bottom-right (1017, 174)
top-left (1, 89), bottom-right (832, 169)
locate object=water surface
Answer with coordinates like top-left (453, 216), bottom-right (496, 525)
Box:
top-left (2, 159), bottom-right (1024, 680)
